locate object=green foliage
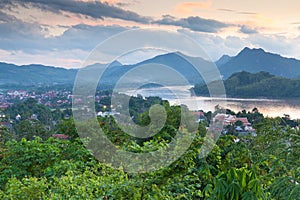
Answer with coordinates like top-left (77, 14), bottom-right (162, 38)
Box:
top-left (15, 120), bottom-right (51, 140)
top-left (194, 71), bottom-right (300, 98)
top-left (6, 98), bottom-right (53, 125)
top-left (209, 167), bottom-right (266, 200)
top-left (57, 117), bottom-right (78, 139)
top-left (0, 101), bottom-right (299, 199)
top-left (234, 120), bottom-right (243, 127)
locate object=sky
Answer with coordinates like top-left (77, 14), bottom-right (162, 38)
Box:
top-left (0, 0), bottom-right (299, 68)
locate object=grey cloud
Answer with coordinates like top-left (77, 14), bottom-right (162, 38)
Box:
top-left (154, 15), bottom-right (229, 33)
top-left (0, 20), bottom-right (128, 52)
top-left (177, 29), bottom-right (248, 61)
top-left (240, 25), bottom-right (258, 34)
top-left (0, 10), bottom-right (18, 22)
top-left (238, 11), bottom-right (257, 15)
top-left (57, 25), bottom-right (71, 29)
top-left (115, 0), bottom-right (140, 7)
top-left (218, 8), bottom-right (236, 12)
top-left (0, 20), bottom-right (45, 52)
top-left (53, 24), bottom-right (128, 50)
top-left (248, 34), bottom-right (299, 58)
top-left (116, 2), bottom-right (131, 7)
top-left (218, 8), bottom-right (257, 15)
top-left (0, 0), bottom-right (150, 23)
top-left (0, 11), bottom-right (44, 39)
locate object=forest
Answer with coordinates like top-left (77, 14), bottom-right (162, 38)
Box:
top-left (193, 71), bottom-right (300, 98)
top-left (0, 96), bottom-right (299, 199)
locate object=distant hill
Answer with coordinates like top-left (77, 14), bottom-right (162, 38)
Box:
top-left (66, 52), bottom-right (213, 90)
top-left (216, 47), bottom-right (300, 79)
top-left (0, 53), bottom-right (211, 88)
top-left (129, 52), bottom-right (213, 85)
top-left (215, 55), bottom-right (232, 66)
top-left (193, 71), bottom-right (300, 98)
top-left (1, 47), bottom-right (300, 89)
top-left (0, 62), bottom-right (77, 86)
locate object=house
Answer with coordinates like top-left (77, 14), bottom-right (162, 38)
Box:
top-left (31, 114), bottom-right (38, 120)
top-left (235, 117), bottom-right (251, 126)
top-left (214, 114), bottom-right (252, 126)
top-left (213, 113), bottom-right (256, 136)
top-left (193, 111), bottom-right (206, 122)
top-left (235, 126), bottom-right (243, 132)
top-left (16, 114), bottom-right (21, 120)
top-left (52, 134), bottom-right (69, 140)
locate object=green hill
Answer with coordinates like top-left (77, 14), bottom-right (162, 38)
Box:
top-left (193, 71), bottom-right (300, 98)
top-left (0, 62), bottom-right (77, 86)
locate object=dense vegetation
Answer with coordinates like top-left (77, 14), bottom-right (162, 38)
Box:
top-left (193, 71), bottom-right (300, 98)
top-left (0, 97), bottom-right (299, 199)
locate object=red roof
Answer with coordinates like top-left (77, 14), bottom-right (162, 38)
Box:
top-left (52, 134), bottom-right (69, 140)
top-left (194, 111), bottom-right (204, 116)
top-left (235, 118), bottom-right (251, 126)
top-left (236, 118), bottom-right (249, 123)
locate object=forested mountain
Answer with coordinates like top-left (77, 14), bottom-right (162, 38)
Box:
top-left (0, 62), bottom-right (77, 86)
top-left (193, 71), bottom-right (300, 98)
top-left (216, 47), bottom-right (300, 79)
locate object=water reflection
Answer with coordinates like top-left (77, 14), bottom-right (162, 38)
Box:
top-left (125, 86), bottom-right (300, 119)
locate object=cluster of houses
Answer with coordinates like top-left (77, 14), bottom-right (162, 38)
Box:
top-left (213, 114), bottom-right (256, 136)
top-left (0, 89), bottom-right (73, 109)
top-left (193, 111), bottom-right (256, 137)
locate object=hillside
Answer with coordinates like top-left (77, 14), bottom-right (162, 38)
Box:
top-left (0, 53), bottom-right (209, 88)
top-left (217, 47), bottom-right (300, 79)
top-left (0, 62), bottom-right (77, 86)
top-left (193, 71), bottom-right (300, 98)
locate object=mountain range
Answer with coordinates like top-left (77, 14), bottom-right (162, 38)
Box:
top-left (1, 47), bottom-right (300, 88)
top-left (0, 62), bottom-right (77, 86)
top-left (217, 47), bottom-right (300, 79)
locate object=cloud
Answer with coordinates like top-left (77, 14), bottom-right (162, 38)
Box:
top-left (0, 17), bottom-right (128, 53)
top-left (0, 11), bottom-right (47, 52)
top-left (0, 49), bottom-right (88, 68)
top-left (238, 11), bottom-right (257, 15)
top-left (53, 24), bottom-right (128, 50)
top-left (154, 15), bottom-right (229, 33)
top-left (175, 1), bottom-right (212, 14)
top-left (177, 29), bottom-right (248, 61)
top-left (0, 23), bottom-right (129, 68)
top-left (0, 10), bottom-right (17, 22)
top-left (1, 25), bottom-right (299, 68)
top-left (218, 8), bottom-right (257, 15)
top-left (247, 34), bottom-right (300, 58)
top-left (0, 0), bottom-right (150, 23)
top-left (218, 8), bottom-right (236, 12)
top-left (239, 25), bottom-right (258, 34)
top-left (0, 11), bottom-right (139, 68)
top-left (177, 29), bottom-right (300, 61)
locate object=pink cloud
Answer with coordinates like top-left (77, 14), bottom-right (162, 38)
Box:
top-left (175, 1), bottom-right (212, 15)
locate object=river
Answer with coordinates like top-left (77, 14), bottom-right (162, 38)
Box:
top-left (124, 85), bottom-right (300, 119)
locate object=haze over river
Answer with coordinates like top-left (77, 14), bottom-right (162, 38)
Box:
top-left (125, 85), bottom-right (300, 119)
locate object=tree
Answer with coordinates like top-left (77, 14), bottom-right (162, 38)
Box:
top-left (57, 117), bottom-right (78, 139)
top-left (15, 120), bottom-right (50, 140)
top-left (234, 120), bottom-right (243, 127)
